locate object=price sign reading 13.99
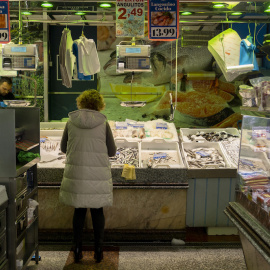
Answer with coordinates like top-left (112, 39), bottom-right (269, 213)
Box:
top-left (116, 0), bottom-right (145, 37)
top-left (0, 1), bottom-right (10, 43)
top-left (148, 0), bottom-right (179, 41)
top-left (151, 27), bottom-right (176, 38)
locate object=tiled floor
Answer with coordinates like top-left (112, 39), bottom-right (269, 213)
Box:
top-left (26, 245), bottom-right (247, 270)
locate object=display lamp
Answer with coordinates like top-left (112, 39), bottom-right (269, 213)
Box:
top-left (181, 11), bottom-right (192, 16)
top-left (231, 12), bottom-right (242, 15)
top-left (264, 9), bottom-right (270, 13)
top-left (41, 2), bottom-right (53, 8)
top-left (21, 11), bottom-right (32, 15)
top-left (99, 3), bottom-right (112, 8)
top-left (75, 12), bottom-right (86, 16)
top-left (212, 3), bottom-right (226, 8)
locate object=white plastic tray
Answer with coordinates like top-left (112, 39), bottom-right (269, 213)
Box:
top-left (140, 139), bottom-right (184, 168)
top-left (182, 142), bottom-right (231, 169)
top-left (180, 128), bottom-right (240, 143)
top-left (111, 120), bottom-right (179, 143)
top-left (111, 139), bottom-right (140, 168)
top-left (40, 129), bottom-right (64, 137)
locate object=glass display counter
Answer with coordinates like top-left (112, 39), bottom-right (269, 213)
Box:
top-left (225, 114), bottom-right (270, 270)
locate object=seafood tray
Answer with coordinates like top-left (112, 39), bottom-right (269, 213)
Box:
top-left (110, 120), bottom-right (179, 142)
top-left (179, 128), bottom-right (239, 143)
top-left (140, 139), bottom-right (184, 168)
top-left (39, 135), bottom-right (66, 168)
top-left (221, 139), bottom-right (240, 168)
top-left (110, 139), bottom-right (140, 168)
top-left (144, 121), bottom-right (179, 142)
top-left (182, 142), bottom-right (231, 169)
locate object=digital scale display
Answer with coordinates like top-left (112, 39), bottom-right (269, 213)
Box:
top-left (125, 47), bottom-right (141, 54)
top-left (11, 47), bottom-right (27, 53)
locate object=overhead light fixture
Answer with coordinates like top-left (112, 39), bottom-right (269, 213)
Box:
top-left (212, 3), bottom-right (226, 8)
top-left (21, 11), bottom-right (32, 16)
top-left (99, 3), bottom-right (112, 8)
top-left (41, 2), bottom-right (53, 8)
top-left (181, 12), bottom-right (192, 16)
top-left (75, 12), bottom-right (86, 16)
top-left (231, 12), bottom-right (243, 16)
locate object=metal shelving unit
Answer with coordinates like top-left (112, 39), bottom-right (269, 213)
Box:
top-left (0, 107), bottom-right (40, 270)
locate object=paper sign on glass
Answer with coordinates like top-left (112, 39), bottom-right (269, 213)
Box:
top-left (0, 1), bottom-right (10, 43)
top-left (116, 0), bottom-right (145, 37)
top-left (148, 0), bottom-right (179, 41)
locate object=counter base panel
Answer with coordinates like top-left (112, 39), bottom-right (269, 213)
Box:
top-left (187, 177), bottom-right (238, 227)
top-left (38, 187), bottom-right (187, 231)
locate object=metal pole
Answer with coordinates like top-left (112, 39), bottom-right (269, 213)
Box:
top-left (43, 11), bottom-right (49, 121)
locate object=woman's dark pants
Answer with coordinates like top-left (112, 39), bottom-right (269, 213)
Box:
top-left (73, 207), bottom-right (105, 249)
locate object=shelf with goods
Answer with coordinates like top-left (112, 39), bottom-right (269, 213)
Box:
top-left (225, 114), bottom-right (270, 269)
top-left (0, 107), bottom-right (40, 270)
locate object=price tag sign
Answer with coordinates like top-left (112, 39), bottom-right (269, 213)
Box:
top-left (148, 0), bottom-right (179, 41)
top-left (0, 1), bottom-right (10, 43)
top-left (116, 0), bottom-right (145, 37)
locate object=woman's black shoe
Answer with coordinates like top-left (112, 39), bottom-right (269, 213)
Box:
top-left (74, 247), bottom-right (83, 263)
top-left (94, 247), bottom-right (103, 263)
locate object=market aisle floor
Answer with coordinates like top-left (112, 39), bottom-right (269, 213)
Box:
top-left (26, 245), bottom-right (247, 270)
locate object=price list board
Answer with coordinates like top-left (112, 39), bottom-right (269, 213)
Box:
top-left (148, 0), bottom-right (179, 41)
top-left (0, 1), bottom-right (10, 43)
top-left (116, 0), bottom-right (145, 38)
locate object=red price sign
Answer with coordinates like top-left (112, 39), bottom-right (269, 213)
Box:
top-left (116, 0), bottom-right (145, 37)
top-left (117, 7), bottom-right (144, 20)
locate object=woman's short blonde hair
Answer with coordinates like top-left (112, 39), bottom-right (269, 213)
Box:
top-left (76, 90), bottom-right (105, 111)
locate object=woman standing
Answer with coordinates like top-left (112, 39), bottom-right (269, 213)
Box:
top-left (59, 90), bottom-right (116, 263)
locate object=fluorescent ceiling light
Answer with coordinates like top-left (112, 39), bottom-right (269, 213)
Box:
top-left (75, 12), bottom-right (86, 16)
top-left (231, 12), bottom-right (242, 15)
top-left (41, 2), bottom-right (53, 8)
top-left (99, 3), bottom-right (112, 8)
top-left (181, 12), bottom-right (192, 16)
top-left (21, 11), bottom-right (32, 15)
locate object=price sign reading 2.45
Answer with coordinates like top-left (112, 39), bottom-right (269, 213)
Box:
top-left (151, 27), bottom-right (176, 38)
top-left (118, 7), bottom-right (143, 19)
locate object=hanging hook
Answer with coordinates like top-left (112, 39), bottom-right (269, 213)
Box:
top-left (248, 23), bottom-right (251, 37)
top-left (81, 23), bottom-right (85, 37)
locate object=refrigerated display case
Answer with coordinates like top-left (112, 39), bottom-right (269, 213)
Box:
top-left (225, 114), bottom-right (270, 270)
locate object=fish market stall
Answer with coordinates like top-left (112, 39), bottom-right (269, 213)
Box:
top-left (37, 120), bottom-right (188, 242)
top-left (37, 121), bottom-right (240, 241)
